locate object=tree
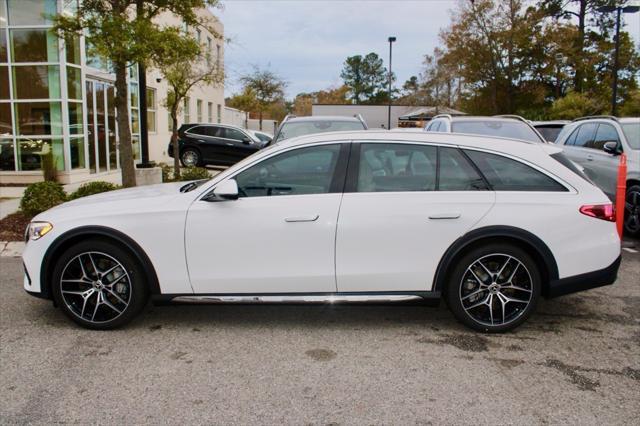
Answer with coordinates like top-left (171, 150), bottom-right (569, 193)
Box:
top-left (239, 67), bottom-right (287, 130)
top-left (226, 87), bottom-right (259, 113)
top-left (549, 91), bottom-right (605, 119)
top-left (155, 30), bottom-right (224, 180)
top-left (340, 53), bottom-right (389, 104)
top-left (53, 0), bottom-right (217, 187)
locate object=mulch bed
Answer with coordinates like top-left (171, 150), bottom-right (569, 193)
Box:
top-left (0, 212), bottom-right (32, 241)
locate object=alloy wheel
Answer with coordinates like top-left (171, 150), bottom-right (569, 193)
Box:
top-left (182, 151), bottom-right (198, 167)
top-left (625, 188), bottom-right (640, 235)
top-left (59, 251), bottom-right (131, 323)
top-left (459, 253), bottom-right (533, 327)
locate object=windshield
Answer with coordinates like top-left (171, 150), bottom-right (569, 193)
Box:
top-left (253, 132), bottom-right (272, 142)
top-left (452, 120), bottom-right (543, 143)
top-left (621, 122), bottom-right (640, 149)
top-left (276, 120), bottom-right (365, 142)
top-left (535, 126), bottom-right (564, 142)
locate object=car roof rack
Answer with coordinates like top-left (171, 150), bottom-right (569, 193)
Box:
top-left (572, 115), bottom-right (619, 123)
top-left (493, 114), bottom-right (530, 123)
top-left (431, 114), bottom-right (452, 121)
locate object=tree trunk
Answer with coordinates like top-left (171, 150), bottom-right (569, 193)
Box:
top-left (574, 0), bottom-right (586, 93)
top-left (171, 107), bottom-right (181, 180)
top-left (259, 110), bottom-right (263, 131)
top-left (114, 62), bottom-right (136, 187)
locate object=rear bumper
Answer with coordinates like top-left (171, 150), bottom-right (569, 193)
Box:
top-left (547, 255), bottom-right (621, 298)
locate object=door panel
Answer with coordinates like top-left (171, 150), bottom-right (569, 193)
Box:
top-left (185, 194), bottom-right (342, 293)
top-left (336, 191), bottom-right (495, 292)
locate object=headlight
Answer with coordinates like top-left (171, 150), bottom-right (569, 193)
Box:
top-left (27, 222), bottom-right (53, 241)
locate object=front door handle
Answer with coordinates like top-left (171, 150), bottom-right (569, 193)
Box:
top-left (285, 215), bottom-right (319, 223)
top-left (428, 212), bottom-right (461, 220)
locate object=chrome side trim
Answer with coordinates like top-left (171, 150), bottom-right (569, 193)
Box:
top-left (171, 294), bottom-right (424, 304)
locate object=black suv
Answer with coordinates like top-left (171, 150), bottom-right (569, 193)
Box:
top-left (168, 124), bottom-right (266, 167)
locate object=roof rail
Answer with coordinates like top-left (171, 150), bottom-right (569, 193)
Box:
top-left (572, 115), bottom-right (619, 123)
top-left (431, 114), bottom-right (452, 120)
top-left (493, 114), bottom-right (530, 123)
top-left (354, 113), bottom-right (368, 129)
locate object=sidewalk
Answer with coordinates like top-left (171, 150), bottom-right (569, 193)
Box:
top-left (0, 241), bottom-right (24, 257)
top-left (0, 198), bottom-right (20, 220)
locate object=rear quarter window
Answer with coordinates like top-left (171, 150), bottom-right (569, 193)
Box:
top-left (465, 150), bottom-right (567, 192)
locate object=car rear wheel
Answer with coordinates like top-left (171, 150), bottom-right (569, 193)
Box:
top-left (52, 239), bottom-right (148, 330)
top-left (624, 184), bottom-right (640, 237)
top-left (445, 243), bottom-right (541, 333)
top-left (181, 148), bottom-right (201, 167)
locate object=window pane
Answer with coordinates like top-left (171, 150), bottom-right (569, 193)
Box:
top-left (8, 0), bottom-right (57, 26)
top-left (236, 144), bottom-right (341, 197)
top-left (66, 66), bottom-right (82, 100)
top-left (147, 111), bottom-right (156, 132)
top-left (0, 31), bottom-right (7, 62)
top-left (17, 138), bottom-right (64, 171)
top-left (130, 83), bottom-right (138, 108)
top-left (0, 66), bottom-right (9, 99)
top-left (357, 143), bottom-right (436, 192)
top-left (132, 135), bottom-right (140, 161)
top-left (0, 102), bottom-right (11, 135)
top-left (14, 102), bottom-right (63, 135)
top-left (197, 99), bottom-right (202, 122)
top-left (224, 128), bottom-right (246, 141)
top-left (10, 29), bottom-right (59, 63)
top-left (146, 88), bottom-right (155, 109)
top-left (68, 101), bottom-right (83, 134)
top-left (465, 150), bottom-right (566, 192)
top-left (572, 123), bottom-right (597, 147)
top-left (438, 147), bottom-right (487, 191)
top-left (0, 138), bottom-right (15, 171)
top-left (131, 108), bottom-right (139, 133)
top-left (12, 65), bottom-right (61, 99)
top-left (65, 35), bottom-right (81, 65)
top-left (592, 124), bottom-right (619, 150)
top-left (622, 123), bottom-right (640, 150)
top-left (0, 1), bottom-right (6, 28)
top-left (70, 136), bottom-right (85, 169)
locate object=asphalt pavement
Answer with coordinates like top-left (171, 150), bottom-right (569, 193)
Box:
top-left (1, 245), bottom-right (639, 425)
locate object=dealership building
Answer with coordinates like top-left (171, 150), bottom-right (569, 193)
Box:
top-left (0, 0), bottom-right (225, 191)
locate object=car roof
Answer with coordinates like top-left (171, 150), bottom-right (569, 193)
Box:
top-left (444, 116), bottom-right (526, 123)
top-left (285, 115), bottom-right (362, 123)
top-left (532, 120), bottom-right (570, 126)
top-left (274, 130), bottom-right (560, 159)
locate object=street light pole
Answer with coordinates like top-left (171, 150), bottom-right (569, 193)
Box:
top-left (387, 36), bottom-right (396, 129)
top-left (598, 4), bottom-right (639, 116)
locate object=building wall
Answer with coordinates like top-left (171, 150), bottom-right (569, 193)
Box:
top-left (247, 119), bottom-right (278, 134)
top-left (223, 106), bottom-right (247, 129)
top-left (0, 0), bottom-right (225, 185)
top-left (311, 105), bottom-right (421, 129)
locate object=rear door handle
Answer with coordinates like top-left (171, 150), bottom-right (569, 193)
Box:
top-left (428, 212), bottom-right (461, 220)
top-left (285, 215), bottom-right (319, 223)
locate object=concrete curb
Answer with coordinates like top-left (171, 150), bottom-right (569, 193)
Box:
top-left (0, 241), bottom-right (25, 257)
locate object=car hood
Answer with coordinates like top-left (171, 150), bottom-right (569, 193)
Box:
top-left (34, 181), bottom-right (195, 222)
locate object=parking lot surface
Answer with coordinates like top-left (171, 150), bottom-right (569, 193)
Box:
top-left (1, 246), bottom-right (639, 425)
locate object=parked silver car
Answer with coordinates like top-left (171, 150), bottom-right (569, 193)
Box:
top-left (425, 114), bottom-right (547, 143)
top-left (555, 116), bottom-right (640, 236)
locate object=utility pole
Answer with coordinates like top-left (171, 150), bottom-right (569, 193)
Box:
top-left (387, 36), bottom-right (396, 129)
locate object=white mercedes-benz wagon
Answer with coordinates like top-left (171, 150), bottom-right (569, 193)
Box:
top-left (22, 131), bottom-right (621, 332)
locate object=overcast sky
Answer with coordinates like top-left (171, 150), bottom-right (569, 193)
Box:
top-left (217, 0), bottom-right (640, 99)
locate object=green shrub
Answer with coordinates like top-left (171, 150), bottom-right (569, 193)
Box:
top-left (160, 163), bottom-right (175, 182)
top-left (68, 181), bottom-right (119, 200)
top-left (179, 167), bottom-right (211, 181)
top-left (20, 181), bottom-right (67, 216)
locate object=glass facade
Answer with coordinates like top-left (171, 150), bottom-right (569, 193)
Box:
top-left (0, 0), bottom-right (142, 174)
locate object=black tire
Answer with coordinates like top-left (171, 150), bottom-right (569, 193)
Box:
top-left (180, 148), bottom-right (202, 167)
top-left (51, 239), bottom-right (149, 330)
top-left (445, 243), bottom-right (541, 333)
top-left (624, 184), bottom-right (640, 238)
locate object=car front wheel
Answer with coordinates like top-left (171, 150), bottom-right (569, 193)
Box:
top-left (624, 184), bottom-right (640, 237)
top-left (445, 243), bottom-right (541, 333)
top-left (52, 239), bottom-right (148, 330)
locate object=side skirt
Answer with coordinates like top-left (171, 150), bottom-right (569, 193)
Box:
top-left (152, 291), bottom-right (441, 306)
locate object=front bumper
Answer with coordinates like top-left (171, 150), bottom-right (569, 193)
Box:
top-left (547, 255), bottom-right (621, 298)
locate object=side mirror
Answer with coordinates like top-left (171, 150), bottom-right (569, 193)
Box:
top-left (242, 137), bottom-right (252, 145)
top-left (207, 179), bottom-right (239, 201)
top-left (603, 141), bottom-right (621, 155)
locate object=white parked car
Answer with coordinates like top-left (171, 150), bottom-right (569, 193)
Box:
top-left (23, 131), bottom-right (621, 332)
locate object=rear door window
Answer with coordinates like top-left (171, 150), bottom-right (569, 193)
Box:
top-left (438, 147), bottom-right (488, 190)
top-left (465, 150), bottom-right (567, 191)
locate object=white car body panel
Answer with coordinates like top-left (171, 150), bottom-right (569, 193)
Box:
top-left (185, 193), bottom-right (341, 293)
top-left (336, 191), bottom-right (495, 292)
